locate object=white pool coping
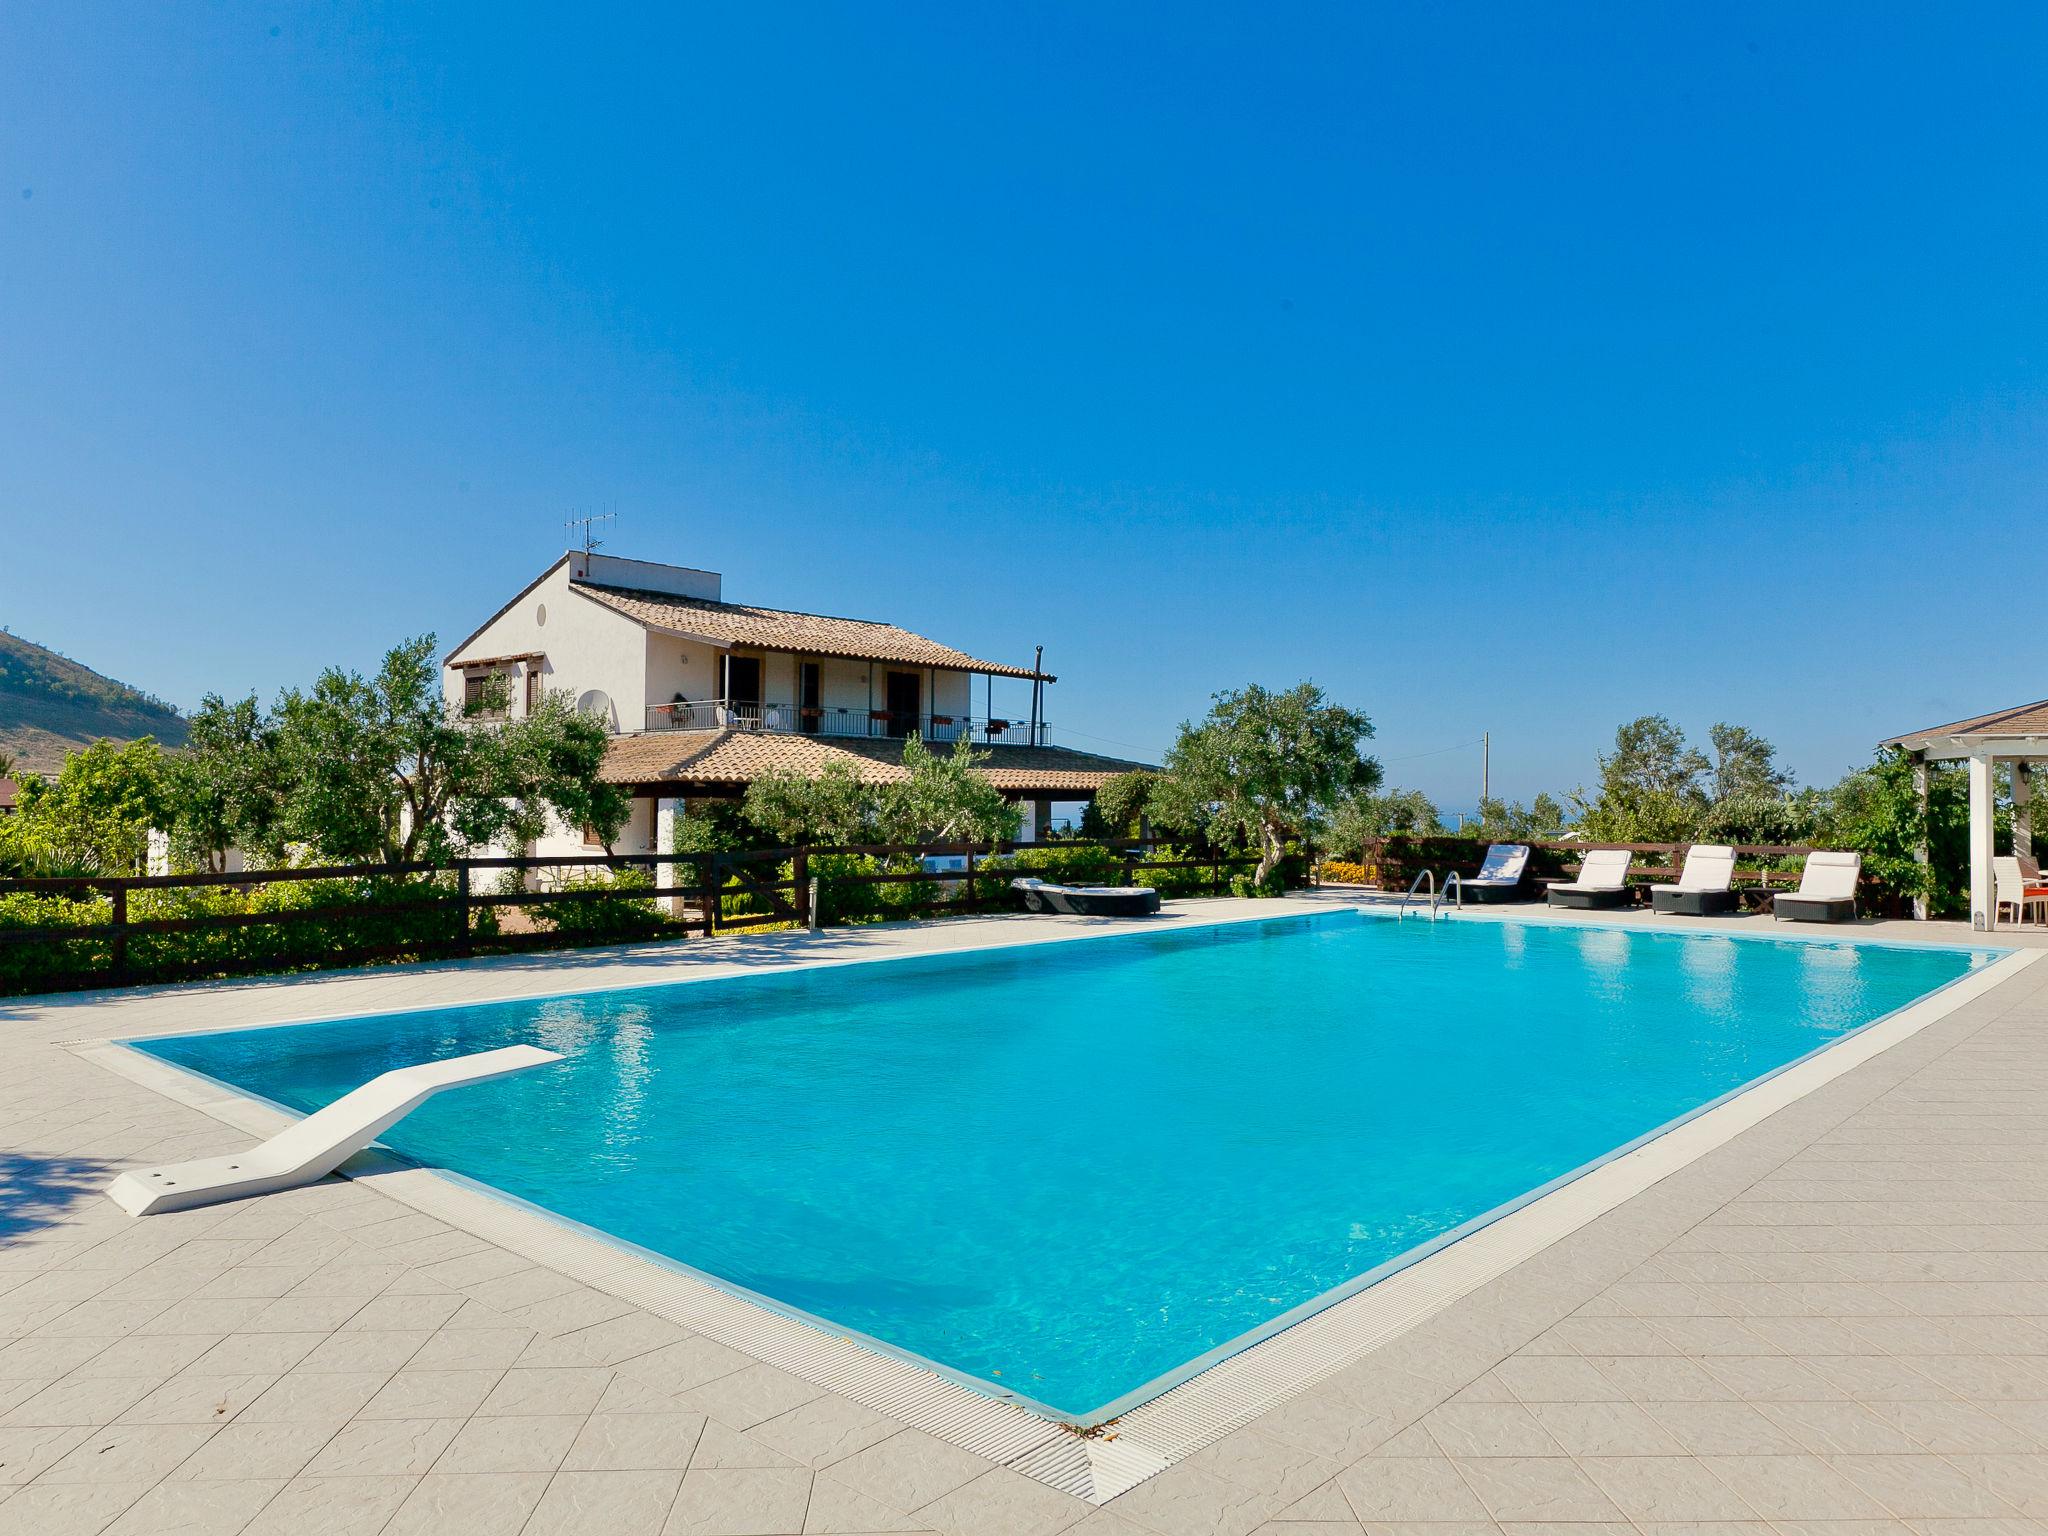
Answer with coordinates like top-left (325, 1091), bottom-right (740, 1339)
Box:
top-left (69, 908), bottom-right (2038, 1504)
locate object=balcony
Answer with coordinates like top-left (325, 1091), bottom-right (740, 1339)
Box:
top-left (642, 700), bottom-right (1047, 746)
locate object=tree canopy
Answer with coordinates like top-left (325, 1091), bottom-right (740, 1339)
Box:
top-left (1155, 683), bottom-right (1378, 886)
top-left (741, 760), bottom-right (879, 846)
top-left (0, 737), bottom-right (173, 876)
top-left (264, 636), bottom-right (628, 864)
top-left (736, 734), bottom-right (1021, 850)
top-left (167, 693), bottom-right (281, 871)
top-left (1573, 715), bottom-right (1805, 844)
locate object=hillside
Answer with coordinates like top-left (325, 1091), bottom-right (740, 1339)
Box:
top-left (0, 630), bottom-right (187, 774)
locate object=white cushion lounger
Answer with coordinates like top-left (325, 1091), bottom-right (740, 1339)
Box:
top-left (1546, 847), bottom-right (1634, 909)
top-left (1461, 843), bottom-right (1532, 902)
top-left (107, 1044), bottom-right (562, 1216)
top-left (1773, 850), bottom-right (1862, 923)
top-left (1012, 878), bottom-right (1161, 917)
top-left (1650, 844), bottom-right (1739, 916)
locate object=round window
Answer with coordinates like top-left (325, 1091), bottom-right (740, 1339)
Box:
top-left (536, 603), bottom-right (548, 626)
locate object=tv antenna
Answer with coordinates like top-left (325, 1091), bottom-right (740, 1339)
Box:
top-left (565, 510), bottom-right (616, 557)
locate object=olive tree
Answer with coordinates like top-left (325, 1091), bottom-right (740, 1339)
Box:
top-left (1154, 683), bottom-right (1379, 888)
top-left (878, 735), bottom-right (1021, 845)
top-left (742, 760), bottom-right (878, 845)
top-left (166, 693), bottom-right (282, 871)
top-left (0, 738), bottom-right (173, 877)
top-left (271, 635), bottom-right (628, 863)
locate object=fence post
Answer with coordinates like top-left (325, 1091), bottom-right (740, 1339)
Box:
top-left (456, 863), bottom-right (474, 959)
top-left (109, 882), bottom-right (129, 986)
top-left (792, 847), bottom-right (809, 928)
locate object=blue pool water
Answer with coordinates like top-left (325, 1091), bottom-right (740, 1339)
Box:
top-left (135, 913), bottom-right (1991, 1420)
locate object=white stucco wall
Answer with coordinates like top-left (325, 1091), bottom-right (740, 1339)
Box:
top-left (445, 559), bottom-right (650, 733)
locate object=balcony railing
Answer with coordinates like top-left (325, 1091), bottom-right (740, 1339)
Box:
top-left (643, 700), bottom-right (1047, 746)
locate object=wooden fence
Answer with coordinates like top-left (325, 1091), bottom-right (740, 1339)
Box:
top-left (0, 840), bottom-right (1259, 997)
top-left (1345, 835), bottom-right (1822, 909)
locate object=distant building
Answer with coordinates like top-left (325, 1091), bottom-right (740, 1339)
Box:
top-left (442, 552), bottom-right (1150, 858)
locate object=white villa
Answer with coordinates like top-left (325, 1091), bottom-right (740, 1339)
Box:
top-left (442, 551), bottom-right (1149, 858)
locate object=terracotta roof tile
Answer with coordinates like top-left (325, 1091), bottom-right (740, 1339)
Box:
top-left (599, 729), bottom-right (1150, 794)
top-left (573, 581), bottom-right (1049, 680)
top-left (1882, 698), bottom-right (2048, 748)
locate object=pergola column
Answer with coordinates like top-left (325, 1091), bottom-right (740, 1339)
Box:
top-left (1912, 753), bottom-right (1930, 922)
top-left (655, 796), bottom-right (684, 918)
top-left (2015, 762), bottom-right (2033, 861)
top-left (1968, 750), bottom-right (1997, 931)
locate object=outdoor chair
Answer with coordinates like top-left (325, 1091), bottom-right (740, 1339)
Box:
top-left (1772, 850), bottom-right (1862, 923)
top-left (1545, 847), bottom-right (1634, 909)
top-left (1649, 844), bottom-right (1738, 916)
top-left (1995, 856), bottom-right (2048, 927)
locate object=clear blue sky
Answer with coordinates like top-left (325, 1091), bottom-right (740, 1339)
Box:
top-left (4, 4), bottom-right (2044, 813)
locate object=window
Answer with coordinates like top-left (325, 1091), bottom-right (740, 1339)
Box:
top-left (582, 822), bottom-right (603, 848)
top-left (525, 665), bottom-right (542, 713)
top-left (463, 669), bottom-right (509, 719)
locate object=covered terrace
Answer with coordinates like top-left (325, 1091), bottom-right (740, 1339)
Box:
top-left (1883, 697), bottom-right (2048, 929)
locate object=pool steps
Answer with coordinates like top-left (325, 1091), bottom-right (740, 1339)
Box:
top-left (104, 1044), bottom-right (563, 1216)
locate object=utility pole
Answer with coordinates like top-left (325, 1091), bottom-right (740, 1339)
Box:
top-left (1481, 732), bottom-right (1490, 804)
top-left (1029, 645), bottom-right (1044, 746)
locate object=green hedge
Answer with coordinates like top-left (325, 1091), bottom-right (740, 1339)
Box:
top-left (0, 891), bottom-right (112, 993)
top-left (0, 874), bottom-right (469, 995)
top-left (528, 867), bottom-right (669, 941)
top-left (799, 853), bottom-right (938, 925)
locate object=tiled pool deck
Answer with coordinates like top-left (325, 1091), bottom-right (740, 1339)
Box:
top-left (5, 896), bottom-right (2048, 1535)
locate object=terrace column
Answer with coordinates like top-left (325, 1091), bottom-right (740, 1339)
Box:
top-left (1968, 750), bottom-right (1996, 931)
top-left (655, 797), bottom-right (683, 918)
top-left (1912, 754), bottom-right (1930, 921)
top-left (2015, 762), bottom-right (2033, 861)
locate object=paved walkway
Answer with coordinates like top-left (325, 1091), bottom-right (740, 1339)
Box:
top-left (2, 902), bottom-right (2046, 1534)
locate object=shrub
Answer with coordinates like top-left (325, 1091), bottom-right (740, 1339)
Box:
top-left (0, 873), bottom-right (476, 994)
top-left (0, 890), bottom-right (112, 993)
top-left (530, 867), bottom-right (668, 941)
top-left (1318, 859), bottom-right (1374, 886)
top-left (1232, 863), bottom-right (1288, 898)
top-left (1137, 844), bottom-right (1243, 897)
top-left (971, 844), bottom-right (1123, 908)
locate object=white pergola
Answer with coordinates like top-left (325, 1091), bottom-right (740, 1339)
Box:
top-left (1883, 698), bottom-right (2048, 930)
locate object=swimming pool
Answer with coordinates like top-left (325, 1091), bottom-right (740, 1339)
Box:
top-left (132, 912), bottom-right (1993, 1422)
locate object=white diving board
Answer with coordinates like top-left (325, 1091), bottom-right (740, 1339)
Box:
top-left (108, 1044), bottom-right (563, 1217)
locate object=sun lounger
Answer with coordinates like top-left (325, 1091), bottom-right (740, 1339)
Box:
top-left (107, 1045), bottom-right (563, 1216)
top-left (1650, 844), bottom-right (1738, 915)
top-left (1546, 847), bottom-right (1634, 909)
top-left (1461, 843), bottom-right (1532, 903)
top-left (1012, 878), bottom-right (1161, 917)
top-left (1772, 850), bottom-right (1862, 923)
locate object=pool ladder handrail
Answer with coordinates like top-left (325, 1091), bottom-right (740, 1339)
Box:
top-left (1397, 868), bottom-right (1434, 919)
top-left (1436, 871), bottom-right (1465, 917)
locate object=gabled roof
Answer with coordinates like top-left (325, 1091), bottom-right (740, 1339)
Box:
top-left (572, 581), bottom-right (1052, 681)
top-left (1881, 699), bottom-right (2048, 749)
top-left (599, 730), bottom-right (1147, 794)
